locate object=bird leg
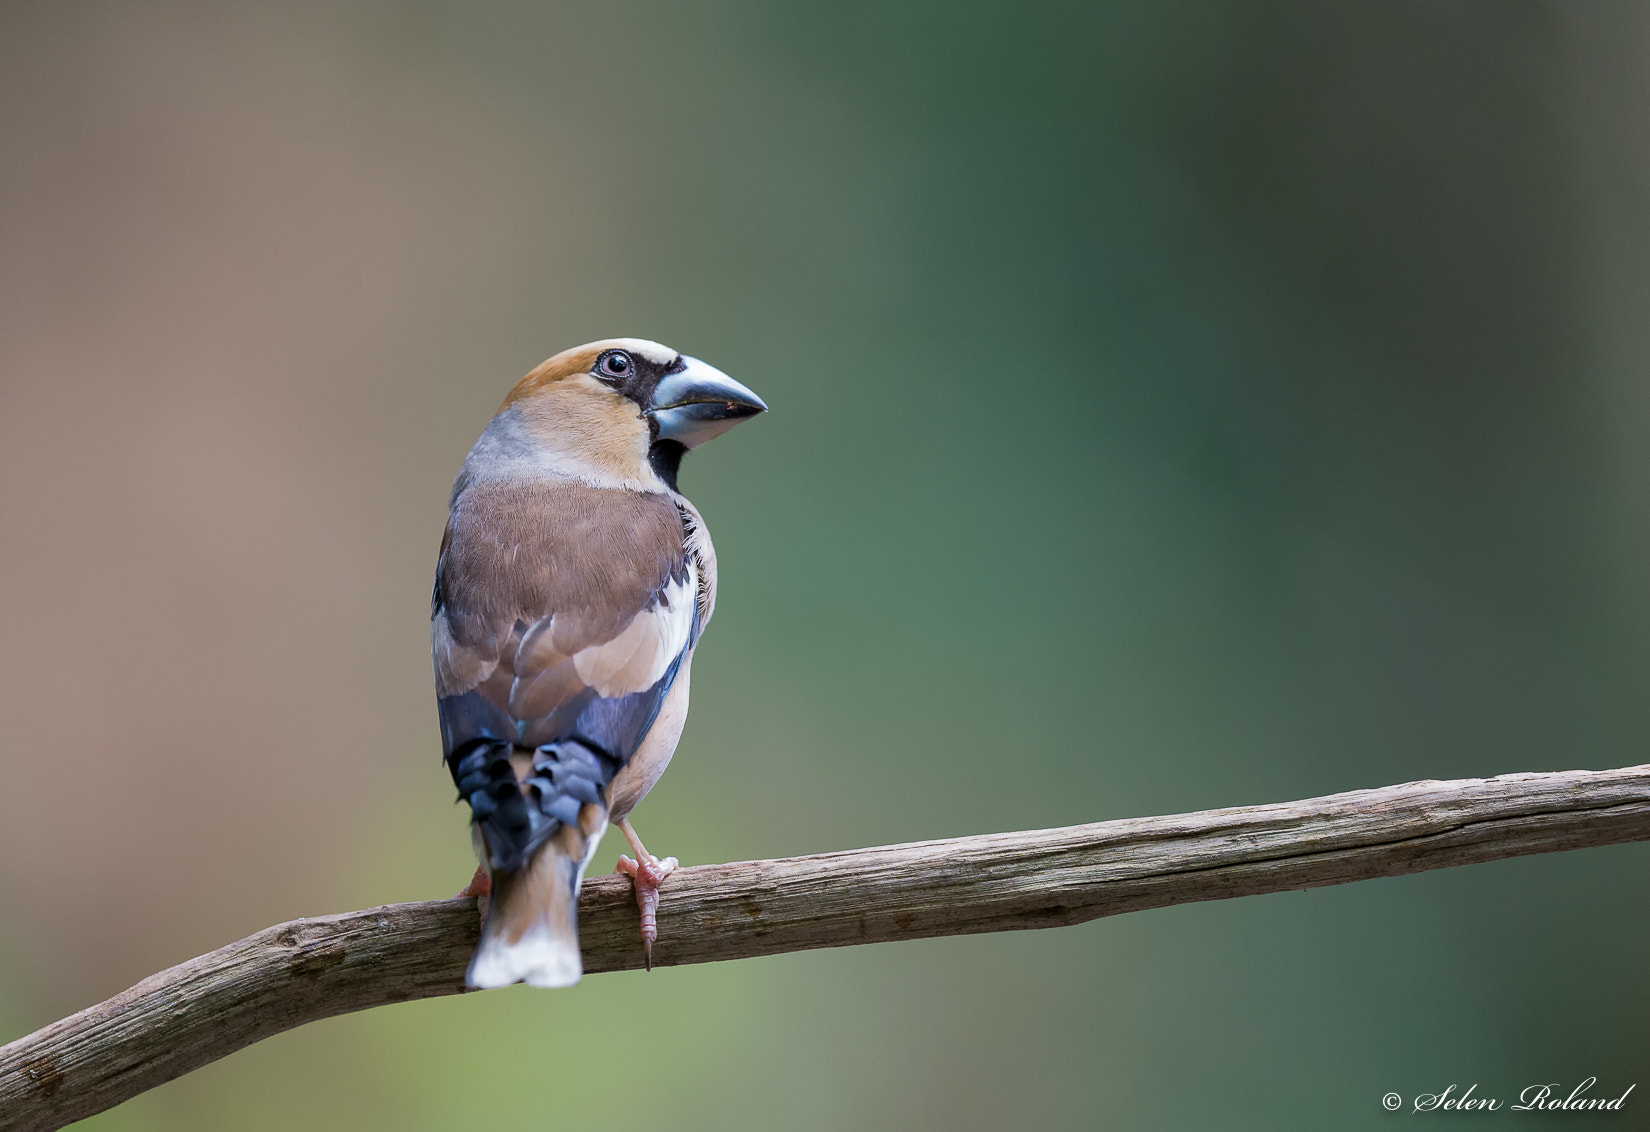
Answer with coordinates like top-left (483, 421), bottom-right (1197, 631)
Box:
top-left (613, 817), bottom-right (677, 970)
top-left (456, 864), bottom-right (492, 923)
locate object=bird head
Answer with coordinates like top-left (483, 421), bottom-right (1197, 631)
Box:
top-left (497, 338), bottom-right (767, 492)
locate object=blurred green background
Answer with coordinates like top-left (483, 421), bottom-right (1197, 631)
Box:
top-left (2, 1), bottom-right (1648, 1128)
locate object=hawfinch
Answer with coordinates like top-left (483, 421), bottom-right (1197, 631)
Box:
top-left (431, 338), bottom-right (766, 988)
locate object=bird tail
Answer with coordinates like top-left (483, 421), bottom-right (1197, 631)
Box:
top-left (467, 825), bottom-right (597, 989)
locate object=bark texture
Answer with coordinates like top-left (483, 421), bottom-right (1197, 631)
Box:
top-left (4, 765), bottom-right (1649, 1130)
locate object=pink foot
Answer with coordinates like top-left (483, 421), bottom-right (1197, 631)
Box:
top-left (614, 853), bottom-right (678, 970)
top-left (456, 864), bottom-right (491, 922)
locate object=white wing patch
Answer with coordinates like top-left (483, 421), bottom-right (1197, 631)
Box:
top-left (570, 572), bottom-right (696, 697)
top-left (499, 566), bottom-right (698, 720)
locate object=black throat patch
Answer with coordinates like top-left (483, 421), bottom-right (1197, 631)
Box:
top-left (648, 439), bottom-right (686, 492)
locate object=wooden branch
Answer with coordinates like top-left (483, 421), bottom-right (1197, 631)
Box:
top-left (5, 765), bottom-right (1650, 1130)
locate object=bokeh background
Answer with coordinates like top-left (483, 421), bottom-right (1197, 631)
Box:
top-left (2, 1), bottom-right (1648, 1128)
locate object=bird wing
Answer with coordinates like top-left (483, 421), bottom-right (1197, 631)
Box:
top-left (431, 477), bottom-right (701, 869)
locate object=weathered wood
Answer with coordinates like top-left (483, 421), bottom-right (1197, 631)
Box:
top-left (4, 765), bottom-right (1649, 1130)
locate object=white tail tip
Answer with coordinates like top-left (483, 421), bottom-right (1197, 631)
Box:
top-left (466, 923), bottom-right (583, 989)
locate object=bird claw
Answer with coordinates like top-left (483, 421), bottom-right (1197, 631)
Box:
top-left (456, 864), bottom-right (492, 924)
top-left (614, 853), bottom-right (678, 970)
top-left (614, 852), bottom-right (678, 886)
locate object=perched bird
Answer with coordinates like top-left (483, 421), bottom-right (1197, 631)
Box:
top-left (431, 338), bottom-right (766, 988)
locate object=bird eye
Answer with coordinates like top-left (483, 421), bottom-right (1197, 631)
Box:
top-left (597, 351), bottom-right (633, 379)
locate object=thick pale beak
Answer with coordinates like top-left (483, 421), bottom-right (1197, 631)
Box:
top-left (649, 356), bottom-right (767, 449)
